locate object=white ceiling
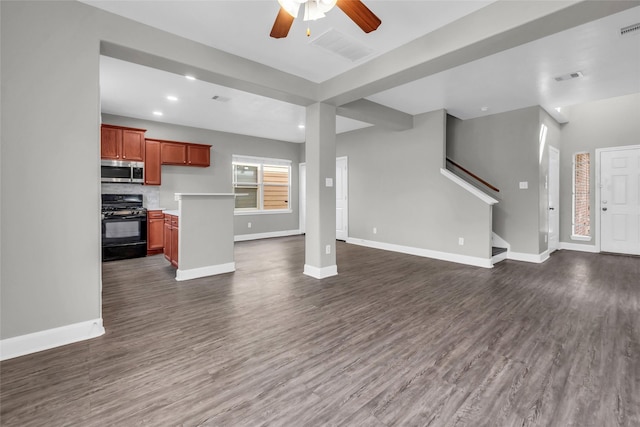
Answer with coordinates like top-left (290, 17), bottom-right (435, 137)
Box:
top-left (89, 1), bottom-right (640, 143)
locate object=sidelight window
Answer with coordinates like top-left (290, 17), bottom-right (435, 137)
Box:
top-left (233, 155), bottom-right (291, 214)
top-left (572, 152), bottom-right (590, 239)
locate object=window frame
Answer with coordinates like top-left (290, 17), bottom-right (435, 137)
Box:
top-left (232, 155), bottom-right (292, 215)
top-left (571, 151), bottom-right (591, 241)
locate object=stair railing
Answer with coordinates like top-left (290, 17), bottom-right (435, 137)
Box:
top-left (446, 158), bottom-right (500, 193)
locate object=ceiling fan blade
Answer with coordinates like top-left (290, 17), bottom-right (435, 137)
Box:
top-left (335, 0), bottom-right (381, 33)
top-left (270, 7), bottom-right (295, 39)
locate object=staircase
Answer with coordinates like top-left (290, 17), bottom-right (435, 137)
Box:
top-left (491, 246), bottom-right (508, 264)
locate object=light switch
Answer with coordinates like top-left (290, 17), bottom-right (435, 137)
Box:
top-left (325, 178), bottom-right (333, 187)
top-left (519, 181), bottom-right (528, 189)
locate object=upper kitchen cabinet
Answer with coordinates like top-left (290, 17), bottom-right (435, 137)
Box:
top-left (160, 141), bottom-right (187, 165)
top-left (101, 124), bottom-right (146, 161)
top-left (187, 144), bottom-right (210, 167)
top-left (144, 139), bottom-right (161, 185)
top-left (160, 140), bottom-right (211, 167)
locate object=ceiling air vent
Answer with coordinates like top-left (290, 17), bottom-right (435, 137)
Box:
top-left (554, 71), bottom-right (584, 82)
top-left (620, 23), bottom-right (640, 37)
top-left (310, 29), bottom-right (374, 62)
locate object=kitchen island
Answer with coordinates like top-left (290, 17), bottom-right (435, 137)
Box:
top-left (171, 193), bottom-right (236, 281)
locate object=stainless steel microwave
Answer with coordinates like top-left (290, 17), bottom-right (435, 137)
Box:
top-left (101, 160), bottom-right (144, 184)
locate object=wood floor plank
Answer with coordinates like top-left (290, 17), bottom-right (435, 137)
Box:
top-left (1, 237), bottom-right (638, 426)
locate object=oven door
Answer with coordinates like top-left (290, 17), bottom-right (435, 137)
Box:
top-left (102, 215), bottom-right (147, 261)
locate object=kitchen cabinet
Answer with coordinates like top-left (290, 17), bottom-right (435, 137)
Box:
top-left (145, 139), bottom-right (161, 185)
top-left (101, 124), bottom-right (146, 161)
top-left (187, 144), bottom-right (210, 166)
top-left (170, 215), bottom-right (179, 268)
top-left (160, 140), bottom-right (211, 167)
top-left (161, 142), bottom-right (187, 165)
top-left (163, 215), bottom-right (172, 262)
top-left (147, 210), bottom-right (164, 255)
top-left (163, 213), bottom-right (179, 268)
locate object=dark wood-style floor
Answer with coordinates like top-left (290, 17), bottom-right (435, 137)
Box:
top-left (1, 236), bottom-right (638, 426)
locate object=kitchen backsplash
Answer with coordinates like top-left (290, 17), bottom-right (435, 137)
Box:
top-left (101, 184), bottom-right (160, 209)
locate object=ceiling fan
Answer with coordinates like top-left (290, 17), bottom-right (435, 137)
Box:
top-left (270, 0), bottom-right (381, 39)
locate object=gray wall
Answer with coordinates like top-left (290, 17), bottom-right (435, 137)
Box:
top-left (102, 114), bottom-right (301, 236)
top-left (447, 107), bottom-right (544, 254)
top-left (1, 0), bottom-right (305, 341)
top-left (335, 110), bottom-right (493, 259)
top-left (2, 1), bottom-right (104, 339)
top-left (558, 93), bottom-right (640, 246)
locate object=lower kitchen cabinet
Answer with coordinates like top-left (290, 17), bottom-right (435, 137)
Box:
top-left (163, 214), bottom-right (179, 268)
top-left (147, 210), bottom-right (164, 255)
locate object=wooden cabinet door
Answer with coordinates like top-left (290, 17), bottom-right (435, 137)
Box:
top-left (187, 144), bottom-right (210, 167)
top-left (170, 219), bottom-right (179, 268)
top-left (101, 126), bottom-right (122, 160)
top-left (122, 130), bottom-right (145, 161)
top-left (145, 139), bottom-right (161, 185)
top-left (161, 142), bottom-right (187, 165)
top-left (147, 211), bottom-right (164, 252)
top-left (163, 217), bottom-right (171, 262)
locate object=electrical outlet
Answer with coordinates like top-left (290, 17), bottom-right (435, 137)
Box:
top-left (458, 237), bottom-right (464, 246)
top-left (325, 245), bottom-right (331, 255)
top-left (373, 227), bottom-right (377, 234)
top-left (247, 222), bottom-right (252, 229)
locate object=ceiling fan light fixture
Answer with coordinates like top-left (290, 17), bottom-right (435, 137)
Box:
top-left (278, 0), bottom-right (303, 18)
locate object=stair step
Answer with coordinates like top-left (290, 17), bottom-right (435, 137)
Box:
top-left (492, 246), bottom-right (508, 257)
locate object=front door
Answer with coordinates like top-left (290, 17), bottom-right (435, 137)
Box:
top-left (600, 146), bottom-right (640, 255)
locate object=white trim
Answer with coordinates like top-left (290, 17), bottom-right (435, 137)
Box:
top-left (234, 209), bottom-right (292, 216)
top-left (176, 262), bottom-right (235, 281)
top-left (232, 155), bottom-right (291, 166)
top-left (303, 264), bottom-right (338, 279)
top-left (234, 229), bottom-right (302, 242)
top-left (336, 156), bottom-right (349, 241)
top-left (299, 163), bottom-right (306, 234)
top-left (440, 168), bottom-right (499, 205)
top-left (559, 242), bottom-right (598, 253)
top-left (346, 238), bottom-right (493, 268)
top-left (0, 318), bottom-right (105, 361)
top-left (570, 234), bottom-right (592, 241)
top-left (507, 250), bottom-right (550, 263)
top-left (492, 251), bottom-right (508, 265)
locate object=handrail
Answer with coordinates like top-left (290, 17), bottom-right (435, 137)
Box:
top-left (446, 158), bottom-right (500, 192)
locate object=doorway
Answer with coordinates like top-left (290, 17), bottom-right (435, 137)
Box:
top-left (548, 147), bottom-right (560, 253)
top-left (597, 145), bottom-right (640, 255)
top-left (298, 157), bottom-right (349, 240)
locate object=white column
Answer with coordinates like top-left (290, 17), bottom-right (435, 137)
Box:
top-left (304, 103), bottom-right (337, 279)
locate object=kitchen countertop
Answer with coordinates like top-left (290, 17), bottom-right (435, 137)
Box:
top-left (163, 209), bottom-right (179, 216)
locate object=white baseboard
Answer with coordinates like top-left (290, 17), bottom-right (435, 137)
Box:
top-left (303, 264), bottom-right (338, 279)
top-left (558, 242), bottom-right (598, 253)
top-left (176, 262), bottom-right (236, 281)
top-left (0, 318), bottom-right (105, 361)
top-left (234, 229), bottom-right (302, 242)
top-left (346, 238), bottom-right (493, 269)
top-left (507, 250), bottom-right (550, 263)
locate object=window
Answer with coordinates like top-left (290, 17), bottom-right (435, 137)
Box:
top-left (232, 155), bottom-right (291, 213)
top-left (572, 152), bottom-right (590, 239)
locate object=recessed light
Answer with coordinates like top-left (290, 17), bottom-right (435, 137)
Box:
top-left (480, 106), bottom-right (489, 112)
top-left (298, 124), bottom-right (305, 129)
top-left (185, 75), bottom-right (196, 81)
top-left (153, 111), bottom-right (163, 116)
top-left (555, 107), bottom-right (562, 112)
top-left (167, 95), bottom-right (178, 101)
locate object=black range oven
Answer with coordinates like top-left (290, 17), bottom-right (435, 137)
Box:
top-left (102, 194), bottom-right (147, 262)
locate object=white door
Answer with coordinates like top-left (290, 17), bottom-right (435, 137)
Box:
top-left (548, 147), bottom-right (560, 252)
top-left (298, 158), bottom-right (348, 240)
top-left (299, 163), bottom-right (306, 234)
top-left (600, 147), bottom-right (640, 255)
top-left (336, 157), bottom-right (348, 241)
